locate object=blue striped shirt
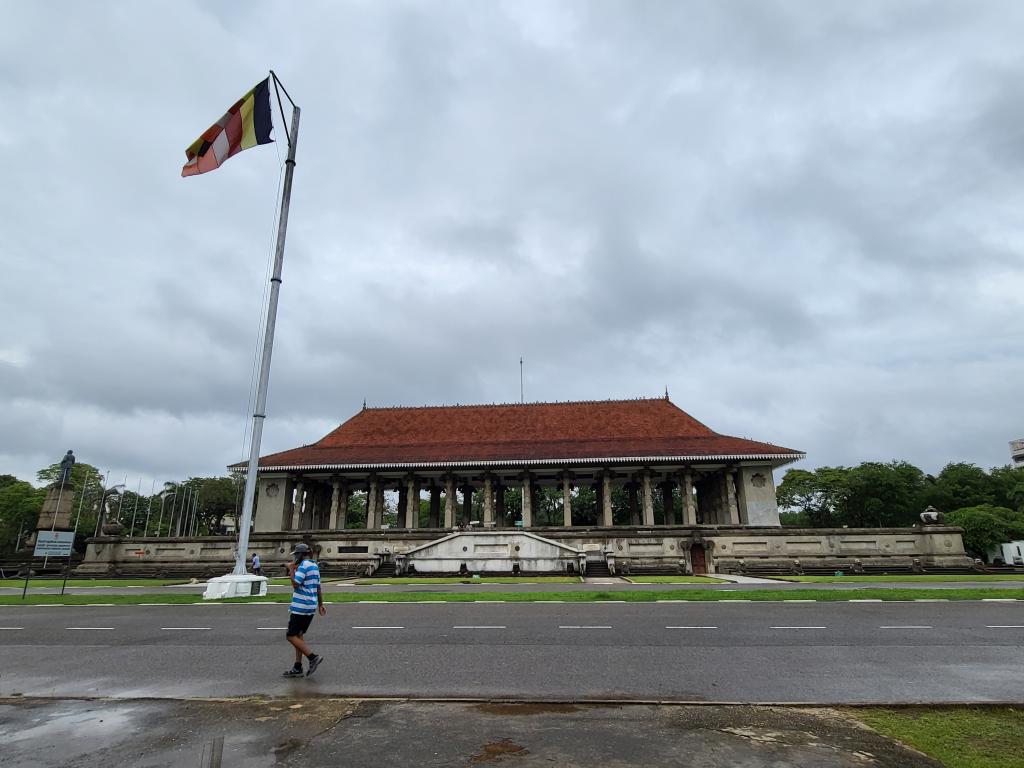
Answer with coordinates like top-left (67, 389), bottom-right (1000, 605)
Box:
top-left (289, 558), bottom-right (320, 615)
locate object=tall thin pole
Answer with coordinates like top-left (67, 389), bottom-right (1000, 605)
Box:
top-left (233, 100), bottom-right (301, 576)
top-left (520, 357), bottom-right (524, 404)
top-left (72, 468), bottom-right (92, 536)
top-left (143, 479), bottom-right (155, 536)
top-left (129, 477), bottom-right (142, 537)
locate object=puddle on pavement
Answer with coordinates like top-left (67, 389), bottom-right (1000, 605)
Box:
top-left (3, 703), bottom-right (137, 745)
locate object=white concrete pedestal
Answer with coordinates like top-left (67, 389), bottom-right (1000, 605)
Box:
top-left (203, 574), bottom-right (268, 600)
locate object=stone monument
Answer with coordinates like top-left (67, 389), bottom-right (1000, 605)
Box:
top-left (28, 450), bottom-right (78, 547)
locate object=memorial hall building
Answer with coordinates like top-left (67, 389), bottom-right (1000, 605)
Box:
top-left (245, 397), bottom-right (804, 534)
top-left (77, 396), bottom-right (973, 578)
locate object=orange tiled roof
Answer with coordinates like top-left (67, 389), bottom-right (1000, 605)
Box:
top-left (246, 398), bottom-right (803, 470)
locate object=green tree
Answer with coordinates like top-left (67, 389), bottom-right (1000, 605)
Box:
top-left (946, 504), bottom-right (1024, 561)
top-left (842, 461), bottom-right (927, 528)
top-left (776, 467), bottom-right (849, 527)
top-left (989, 465), bottom-right (1024, 512)
top-left (927, 463), bottom-right (996, 511)
top-left (0, 479), bottom-right (46, 554)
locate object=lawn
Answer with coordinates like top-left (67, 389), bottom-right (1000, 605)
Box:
top-left (775, 575), bottom-right (1024, 583)
top-left (354, 576), bottom-right (582, 585)
top-left (625, 576), bottom-right (725, 583)
top-left (0, 578), bottom-right (188, 588)
top-left (853, 707), bottom-right (1024, 768)
top-left (1, 586), bottom-right (1021, 606)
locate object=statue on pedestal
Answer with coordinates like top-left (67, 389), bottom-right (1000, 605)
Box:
top-left (57, 450), bottom-right (75, 487)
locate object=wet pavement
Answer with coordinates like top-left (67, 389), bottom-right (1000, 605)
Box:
top-left (0, 698), bottom-right (942, 767)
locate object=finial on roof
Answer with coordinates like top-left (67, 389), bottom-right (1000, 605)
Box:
top-left (362, 398), bottom-right (367, 410)
top-left (665, 386), bottom-right (669, 400)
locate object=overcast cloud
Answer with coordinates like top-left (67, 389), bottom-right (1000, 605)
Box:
top-left (2, 0), bottom-right (1023, 488)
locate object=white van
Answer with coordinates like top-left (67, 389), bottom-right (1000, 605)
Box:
top-left (988, 541), bottom-right (1024, 566)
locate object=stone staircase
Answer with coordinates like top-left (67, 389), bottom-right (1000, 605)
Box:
top-left (586, 559), bottom-right (612, 578)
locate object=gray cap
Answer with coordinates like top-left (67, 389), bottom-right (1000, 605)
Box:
top-left (291, 543), bottom-right (311, 557)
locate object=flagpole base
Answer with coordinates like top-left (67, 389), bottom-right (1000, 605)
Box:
top-left (203, 574), bottom-right (268, 600)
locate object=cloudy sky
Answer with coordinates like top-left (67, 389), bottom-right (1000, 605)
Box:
top-left (2, 1), bottom-right (1023, 490)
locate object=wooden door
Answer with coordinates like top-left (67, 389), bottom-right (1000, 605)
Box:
top-left (690, 543), bottom-right (707, 575)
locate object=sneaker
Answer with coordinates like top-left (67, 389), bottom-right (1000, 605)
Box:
top-left (282, 666), bottom-right (304, 678)
top-left (306, 654), bottom-right (323, 677)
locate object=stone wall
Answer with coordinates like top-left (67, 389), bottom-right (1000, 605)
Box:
top-left (74, 525), bottom-right (972, 577)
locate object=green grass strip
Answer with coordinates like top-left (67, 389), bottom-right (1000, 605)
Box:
top-left (624, 576), bottom-right (726, 583)
top-left (354, 577), bottom-right (582, 585)
top-left (852, 706), bottom-right (1024, 768)
top-left (776, 575), bottom-right (1024, 583)
top-left (1, 587), bottom-right (1021, 606)
top-left (0, 578), bottom-right (188, 588)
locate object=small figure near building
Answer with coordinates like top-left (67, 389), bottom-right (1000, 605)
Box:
top-left (251, 552), bottom-right (262, 576)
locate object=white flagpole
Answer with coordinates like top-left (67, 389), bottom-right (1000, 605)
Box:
top-left (232, 86), bottom-right (300, 576)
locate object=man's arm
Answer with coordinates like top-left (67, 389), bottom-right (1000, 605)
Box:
top-left (287, 561), bottom-right (303, 590)
top-left (317, 583), bottom-right (326, 616)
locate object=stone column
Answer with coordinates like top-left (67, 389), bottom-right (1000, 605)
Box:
top-left (338, 482), bottom-right (349, 530)
top-left (495, 483), bottom-right (505, 528)
top-left (292, 479), bottom-right (305, 530)
top-left (405, 476), bottom-right (419, 529)
top-left (561, 473), bottom-right (572, 527)
top-left (641, 471), bottom-right (655, 526)
top-left (329, 480), bottom-right (341, 529)
top-left (429, 485), bottom-right (441, 528)
top-left (444, 475), bottom-right (455, 528)
top-left (395, 485), bottom-right (407, 529)
top-left (367, 476), bottom-right (379, 529)
top-left (628, 482), bottom-right (640, 525)
top-left (521, 473), bottom-right (533, 528)
top-left (661, 481), bottom-right (675, 526)
top-left (681, 471), bottom-right (696, 525)
top-left (483, 474), bottom-right (495, 528)
top-left (281, 476), bottom-right (295, 531)
top-left (378, 484), bottom-right (386, 528)
top-left (725, 471), bottom-right (740, 525)
top-left (461, 484), bottom-right (473, 525)
top-left (601, 473), bottom-right (613, 527)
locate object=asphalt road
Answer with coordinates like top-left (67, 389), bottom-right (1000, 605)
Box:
top-left (1, 601), bottom-right (1021, 703)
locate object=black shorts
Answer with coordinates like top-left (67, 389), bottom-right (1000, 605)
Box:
top-left (286, 612), bottom-right (314, 637)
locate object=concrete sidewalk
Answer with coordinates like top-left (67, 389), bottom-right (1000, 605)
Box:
top-left (0, 698), bottom-right (940, 767)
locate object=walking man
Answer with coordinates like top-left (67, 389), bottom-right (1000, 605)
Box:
top-left (283, 543), bottom-right (325, 677)
top-left (251, 552), bottom-right (262, 576)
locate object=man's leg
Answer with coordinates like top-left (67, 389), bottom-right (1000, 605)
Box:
top-left (288, 632), bottom-right (313, 659)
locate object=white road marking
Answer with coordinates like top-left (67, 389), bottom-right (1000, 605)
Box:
top-left (666, 626), bottom-right (717, 629)
top-left (983, 598), bottom-right (1018, 602)
top-left (986, 625), bottom-right (1024, 628)
top-left (559, 625), bottom-right (612, 629)
top-left (849, 599), bottom-right (883, 602)
top-left (66, 627), bottom-right (114, 630)
top-left (353, 626), bottom-right (405, 630)
top-left (160, 627), bottom-right (211, 631)
top-left (784, 599), bottom-right (817, 603)
top-left (257, 627), bottom-right (287, 630)
top-left (473, 600), bottom-right (506, 603)
top-left (879, 626), bottom-right (933, 629)
top-left (770, 626), bottom-right (827, 630)
top-left (914, 599), bottom-right (948, 602)
top-left (0, 627), bottom-right (24, 630)
top-left (453, 625), bottom-right (506, 629)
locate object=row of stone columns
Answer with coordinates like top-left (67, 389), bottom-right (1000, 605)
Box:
top-left (278, 468), bottom-right (738, 531)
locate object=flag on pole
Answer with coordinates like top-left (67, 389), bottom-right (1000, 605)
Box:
top-left (182, 78), bottom-right (274, 177)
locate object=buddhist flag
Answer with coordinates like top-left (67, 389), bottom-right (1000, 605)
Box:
top-left (182, 78), bottom-right (274, 177)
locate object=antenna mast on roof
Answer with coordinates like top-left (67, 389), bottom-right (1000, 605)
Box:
top-left (520, 356), bottom-right (524, 404)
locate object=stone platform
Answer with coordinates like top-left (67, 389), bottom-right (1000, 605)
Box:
top-left (73, 525), bottom-right (972, 578)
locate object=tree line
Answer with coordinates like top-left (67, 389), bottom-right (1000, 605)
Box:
top-left (0, 461), bottom-right (245, 556)
top-left (778, 461), bottom-right (1024, 559)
